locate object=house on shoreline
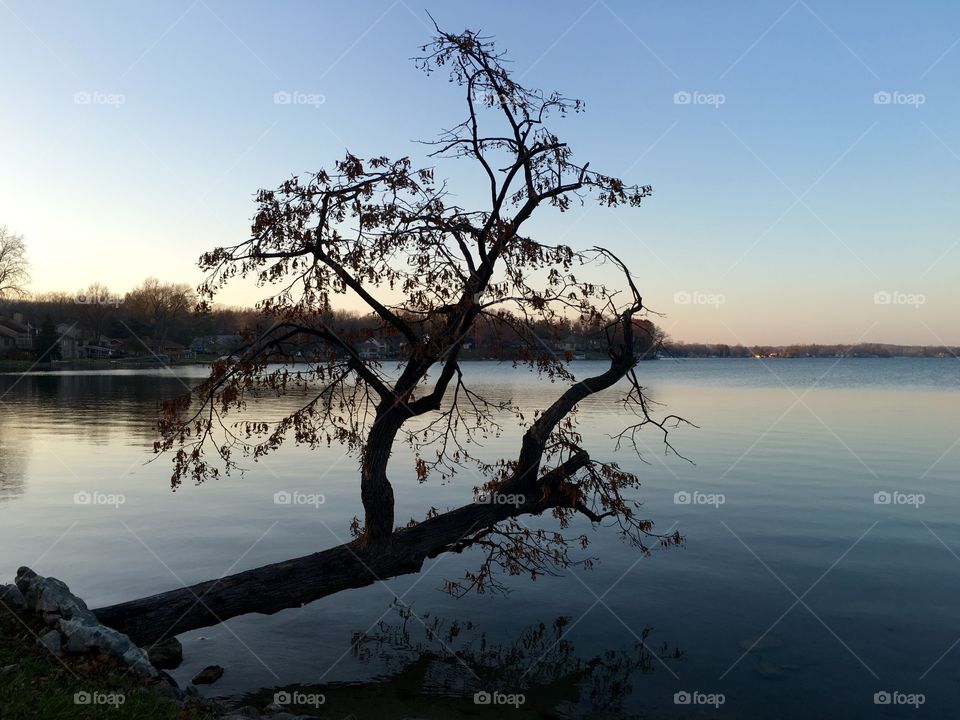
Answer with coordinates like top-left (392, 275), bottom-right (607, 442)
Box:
top-left (55, 323), bottom-right (80, 359)
top-left (0, 314), bottom-right (33, 352)
top-left (190, 334), bottom-right (242, 356)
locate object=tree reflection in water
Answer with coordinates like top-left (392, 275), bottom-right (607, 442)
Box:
top-left (252, 599), bottom-right (681, 719)
top-left (0, 416), bottom-right (26, 502)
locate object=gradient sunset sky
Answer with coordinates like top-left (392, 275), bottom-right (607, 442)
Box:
top-left (1, 1), bottom-right (958, 345)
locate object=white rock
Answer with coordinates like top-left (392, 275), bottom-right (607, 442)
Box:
top-left (12, 567), bottom-right (157, 678)
top-left (58, 618), bottom-right (157, 677)
top-left (15, 567), bottom-right (97, 624)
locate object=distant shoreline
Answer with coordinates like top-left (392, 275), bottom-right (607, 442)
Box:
top-left (1, 353), bottom-right (955, 375)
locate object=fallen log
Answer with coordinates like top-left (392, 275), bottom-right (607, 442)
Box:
top-left (94, 495), bottom-right (550, 646)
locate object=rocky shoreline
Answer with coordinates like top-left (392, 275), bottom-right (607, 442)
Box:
top-left (0, 567), bottom-right (324, 720)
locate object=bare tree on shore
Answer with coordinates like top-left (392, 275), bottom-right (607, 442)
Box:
top-left (96, 25), bottom-right (686, 646)
top-left (0, 226), bottom-right (30, 298)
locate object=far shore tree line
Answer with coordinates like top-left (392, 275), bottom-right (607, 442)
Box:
top-left (666, 341), bottom-right (958, 359)
top-left (1, 287), bottom-right (956, 363)
top-left (0, 283), bottom-right (664, 363)
top-left (0, 279), bottom-right (224, 361)
top-left (1, 228), bottom-right (954, 363)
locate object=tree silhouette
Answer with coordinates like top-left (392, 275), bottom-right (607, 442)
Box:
top-left (96, 25), bottom-right (687, 645)
top-left (0, 226), bottom-right (30, 298)
top-left (33, 316), bottom-right (61, 362)
top-left (124, 277), bottom-right (196, 352)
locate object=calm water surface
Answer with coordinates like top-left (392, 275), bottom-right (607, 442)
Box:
top-left (1, 358), bottom-right (959, 718)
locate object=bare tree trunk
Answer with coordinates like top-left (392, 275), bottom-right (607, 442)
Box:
top-left (94, 496), bottom-right (554, 646)
top-left (360, 408), bottom-right (399, 544)
top-left (97, 360), bottom-right (626, 647)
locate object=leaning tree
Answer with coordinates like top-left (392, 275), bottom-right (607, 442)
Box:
top-left (96, 26), bottom-right (686, 646)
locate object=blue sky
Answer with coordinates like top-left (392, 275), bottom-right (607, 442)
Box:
top-left (1, 0), bottom-right (958, 345)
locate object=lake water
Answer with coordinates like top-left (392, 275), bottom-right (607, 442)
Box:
top-left (1, 358), bottom-right (958, 718)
